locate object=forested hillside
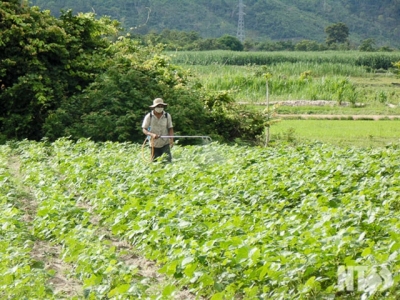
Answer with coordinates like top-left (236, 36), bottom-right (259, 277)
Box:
top-left (29, 0), bottom-right (400, 47)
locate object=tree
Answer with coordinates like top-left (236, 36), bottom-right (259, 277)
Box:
top-left (295, 40), bottom-right (323, 51)
top-left (217, 35), bottom-right (244, 51)
top-left (0, 2), bottom-right (70, 141)
top-left (325, 22), bottom-right (349, 46)
top-left (1, 2), bottom-right (266, 144)
top-left (359, 38), bottom-right (376, 51)
top-left (43, 37), bottom-right (266, 144)
top-left (0, 1), bottom-right (118, 142)
top-left (43, 39), bottom-right (214, 142)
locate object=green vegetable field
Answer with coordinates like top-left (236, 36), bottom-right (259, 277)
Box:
top-left (1, 138), bottom-right (400, 299)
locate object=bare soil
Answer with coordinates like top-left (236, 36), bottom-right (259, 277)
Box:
top-left (8, 156), bottom-right (83, 298)
top-left (239, 100), bottom-right (400, 120)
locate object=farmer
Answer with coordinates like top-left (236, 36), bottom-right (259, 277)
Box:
top-left (142, 98), bottom-right (174, 162)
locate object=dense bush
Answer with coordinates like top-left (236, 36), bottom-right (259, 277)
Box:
top-left (0, 1), bottom-right (117, 142)
top-left (202, 91), bottom-right (266, 143)
top-left (1, 2), bottom-right (266, 144)
top-left (43, 38), bottom-right (265, 144)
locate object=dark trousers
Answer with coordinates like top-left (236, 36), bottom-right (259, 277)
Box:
top-left (152, 144), bottom-right (172, 162)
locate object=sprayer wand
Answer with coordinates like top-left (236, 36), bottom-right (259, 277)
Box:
top-left (160, 135), bottom-right (212, 142)
top-left (142, 135), bottom-right (212, 163)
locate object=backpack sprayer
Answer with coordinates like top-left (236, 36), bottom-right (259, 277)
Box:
top-left (142, 109), bottom-right (212, 162)
top-left (142, 135), bottom-right (212, 162)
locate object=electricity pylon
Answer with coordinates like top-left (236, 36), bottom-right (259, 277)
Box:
top-left (237, 0), bottom-right (245, 43)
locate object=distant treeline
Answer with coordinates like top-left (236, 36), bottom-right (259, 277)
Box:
top-left (136, 29), bottom-right (398, 52)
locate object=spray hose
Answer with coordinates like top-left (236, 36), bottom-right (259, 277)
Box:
top-left (141, 135), bottom-right (212, 163)
top-left (141, 136), bottom-right (155, 163)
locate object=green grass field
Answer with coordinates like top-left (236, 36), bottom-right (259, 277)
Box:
top-left (271, 120), bottom-right (400, 147)
top-left (181, 62), bottom-right (400, 119)
top-left (171, 51), bottom-right (400, 148)
top-left (173, 51), bottom-right (400, 114)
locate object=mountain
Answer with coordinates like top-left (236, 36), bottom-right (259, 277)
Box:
top-left (29, 0), bottom-right (400, 47)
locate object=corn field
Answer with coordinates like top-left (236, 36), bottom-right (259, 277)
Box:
top-left (168, 51), bottom-right (400, 105)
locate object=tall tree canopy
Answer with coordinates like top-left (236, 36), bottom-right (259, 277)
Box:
top-left (0, 0), bottom-right (118, 141)
top-left (325, 22), bottom-right (350, 46)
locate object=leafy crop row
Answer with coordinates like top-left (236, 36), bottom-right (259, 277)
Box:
top-left (3, 139), bottom-right (400, 299)
top-left (0, 146), bottom-right (50, 298)
top-left (14, 141), bottom-right (164, 299)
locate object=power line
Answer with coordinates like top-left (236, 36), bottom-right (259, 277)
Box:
top-left (237, 0), bottom-right (245, 42)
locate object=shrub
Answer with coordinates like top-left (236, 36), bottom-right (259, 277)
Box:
top-left (43, 39), bottom-right (265, 144)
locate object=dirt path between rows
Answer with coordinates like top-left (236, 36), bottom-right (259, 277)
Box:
top-left (7, 156), bottom-right (83, 298)
top-left (277, 114), bottom-right (400, 120)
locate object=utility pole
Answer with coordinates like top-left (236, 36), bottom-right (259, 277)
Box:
top-left (237, 0), bottom-right (245, 43)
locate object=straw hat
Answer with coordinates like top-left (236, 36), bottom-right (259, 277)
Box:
top-left (149, 98), bottom-right (168, 108)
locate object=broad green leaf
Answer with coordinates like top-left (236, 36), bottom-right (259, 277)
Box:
top-left (162, 284), bottom-right (176, 297)
top-left (107, 284), bottom-right (130, 297)
top-left (210, 292), bottom-right (224, 300)
top-left (361, 247), bottom-right (372, 257)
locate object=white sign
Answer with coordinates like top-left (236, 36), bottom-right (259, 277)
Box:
top-left (337, 265), bottom-right (393, 293)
